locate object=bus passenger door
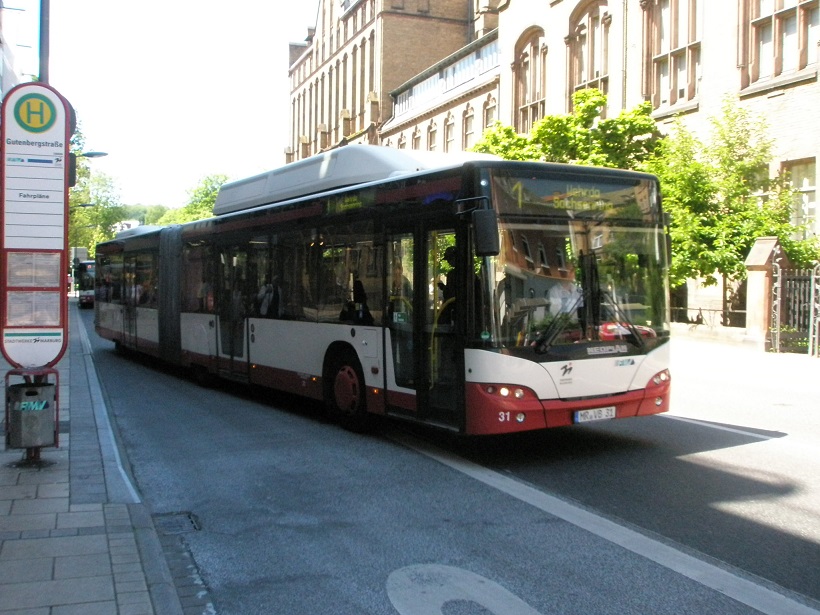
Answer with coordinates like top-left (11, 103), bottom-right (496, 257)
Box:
top-left (385, 233), bottom-right (417, 414)
top-left (122, 256), bottom-right (138, 348)
top-left (423, 228), bottom-right (462, 428)
top-left (216, 246), bottom-right (250, 380)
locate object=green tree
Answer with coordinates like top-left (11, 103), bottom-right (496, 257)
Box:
top-left (470, 122), bottom-right (533, 160)
top-left (158, 174), bottom-right (228, 224)
top-left (642, 118), bottom-right (717, 288)
top-left (122, 204), bottom-right (171, 225)
top-left (644, 98), bottom-right (819, 287)
top-left (143, 204), bottom-right (171, 225)
top-left (473, 89), bottom-right (661, 169)
top-left (68, 127), bottom-right (126, 257)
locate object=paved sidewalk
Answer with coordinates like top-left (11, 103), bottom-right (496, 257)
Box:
top-left (0, 300), bottom-right (183, 615)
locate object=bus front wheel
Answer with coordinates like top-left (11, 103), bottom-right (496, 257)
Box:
top-left (325, 349), bottom-right (370, 432)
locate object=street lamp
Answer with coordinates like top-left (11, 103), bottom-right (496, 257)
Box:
top-left (69, 150), bottom-right (107, 187)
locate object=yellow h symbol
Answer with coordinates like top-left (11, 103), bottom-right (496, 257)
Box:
top-left (14, 93), bottom-right (57, 133)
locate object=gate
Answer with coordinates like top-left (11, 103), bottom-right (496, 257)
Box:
top-left (771, 263), bottom-right (820, 355)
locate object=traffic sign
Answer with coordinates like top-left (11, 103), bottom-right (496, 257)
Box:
top-left (0, 83), bottom-right (72, 368)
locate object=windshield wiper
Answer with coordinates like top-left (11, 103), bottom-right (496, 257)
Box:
top-left (531, 294), bottom-right (584, 354)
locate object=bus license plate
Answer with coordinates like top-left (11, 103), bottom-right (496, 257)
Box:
top-left (574, 406), bottom-right (616, 423)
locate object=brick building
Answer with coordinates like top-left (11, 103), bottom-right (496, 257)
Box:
top-left (287, 0), bottom-right (484, 159)
top-left (289, 0), bottom-right (818, 238)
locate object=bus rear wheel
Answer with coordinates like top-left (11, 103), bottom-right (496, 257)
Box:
top-left (325, 349), bottom-right (370, 432)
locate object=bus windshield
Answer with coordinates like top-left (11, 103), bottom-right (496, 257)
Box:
top-left (482, 168), bottom-right (669, 354)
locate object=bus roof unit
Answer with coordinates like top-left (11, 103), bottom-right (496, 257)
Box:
top-left (213, 145), bottom-right (497, 216)
top-left (114, 225), bottom-right (163, 239)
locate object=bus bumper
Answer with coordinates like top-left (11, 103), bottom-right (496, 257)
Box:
top-left (464, 380), bottom-right (671, 436)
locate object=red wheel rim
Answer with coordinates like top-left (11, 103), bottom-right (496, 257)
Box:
top-left (333, 365), bottom-right (360, 412)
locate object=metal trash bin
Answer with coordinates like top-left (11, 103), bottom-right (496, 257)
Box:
top-left (7, 383), bottom-right (56, 448)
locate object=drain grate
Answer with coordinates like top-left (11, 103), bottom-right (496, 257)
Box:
top-left (153, 511), bottom-right (201, 535)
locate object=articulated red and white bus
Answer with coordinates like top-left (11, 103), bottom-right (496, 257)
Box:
top-left (95, 145), bottom-right (671, 435)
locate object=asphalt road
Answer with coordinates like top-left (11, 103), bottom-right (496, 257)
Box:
top-left (80, 310), bottom-right (820, 615)
top-left (446, 336), bottom-right (820, 600)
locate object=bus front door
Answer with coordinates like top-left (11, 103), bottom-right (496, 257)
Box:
top-left (423, 229), bottom-right (462, 428)
top-left (216, 247), bottom-right (249, 380)
top-left (384, 227), bottom-right (463, 430)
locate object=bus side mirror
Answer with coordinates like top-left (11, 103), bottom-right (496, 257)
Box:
top-left (473, 208), bottom-right (500, 257)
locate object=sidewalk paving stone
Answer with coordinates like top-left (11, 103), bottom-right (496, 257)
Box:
top-left (0, 300), bottom-right (183, 615)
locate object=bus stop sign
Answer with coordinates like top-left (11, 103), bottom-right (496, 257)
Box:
top-left (0, 83), bottom-right (71, 368)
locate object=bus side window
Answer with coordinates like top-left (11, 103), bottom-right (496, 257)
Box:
top-left (184, 243), bottom-right (213, 313)
top-left (109, 254), bottom-right (123, 303)
top-left (279, 229), bottom-right (313, 321)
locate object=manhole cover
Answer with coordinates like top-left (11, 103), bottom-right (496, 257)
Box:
top-left (154, 512), bottom-right (201, 535)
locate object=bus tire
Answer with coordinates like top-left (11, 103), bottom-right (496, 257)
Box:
top-left (325, 348), bottom-right (370, 432)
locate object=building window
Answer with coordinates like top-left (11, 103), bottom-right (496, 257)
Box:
top-left (444, 114), bottom-right (455, 152)
top-left (463, 106), bottom-right (475, 150)
top-left (412, 128), bottom-right (421, 150)
top-left (567, 1), bottom-right (611, 106)
top-left (483, 95), bottom-right (497, 129)
top-left (784, 158), bottom-right (817, 238)
top-left (741, 0), bottom-right (820, 86)
top-left (645, 0), bottom-right (702, 109)
top-left (538, 244), bottom-right (549, 272)
top-left (521, 236), bottom-right (534, 269)
top-left (427, 121), bottom-right (438, 151)
top-left (514, 28), bottom-right (548, 133)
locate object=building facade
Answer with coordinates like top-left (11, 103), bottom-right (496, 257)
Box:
top-left (287, 0), bottom-right (488, 160)
top-left (289, 0), bottom-right (818, 237)
top-left (0, 3), bottom-right (22, 100)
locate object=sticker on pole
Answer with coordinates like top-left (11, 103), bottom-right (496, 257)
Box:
top-left (1, 83), bottom-right (71, 368)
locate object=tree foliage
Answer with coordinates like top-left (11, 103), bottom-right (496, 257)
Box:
top-left (67, 124), bottom-right (229, 253)
top-left (158, 174), bottom-right (229, 224)
top-left (68, 126), bottom-right (126, 257)
top-left (122, 204), bottom-right (171, 225)
top-left (473, 89), bottom-right (661, 169)
top-left (643, 98), bottom-right (819, 286)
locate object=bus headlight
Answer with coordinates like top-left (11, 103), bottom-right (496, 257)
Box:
top-left (494, 386), bottom-right (526, 399)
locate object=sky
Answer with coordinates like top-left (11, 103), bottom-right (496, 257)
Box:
top-left (4, 0), bottom-right (319, 208)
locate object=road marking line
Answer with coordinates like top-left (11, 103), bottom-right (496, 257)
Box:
top-left (391, 431), bottom-right (820, 615)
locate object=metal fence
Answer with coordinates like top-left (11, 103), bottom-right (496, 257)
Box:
top-left (771, 263), bottom-right (820, 356)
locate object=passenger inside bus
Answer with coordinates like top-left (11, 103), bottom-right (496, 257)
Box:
top-left (388, 259), bottom-right (413, 321)
top-left (437, 246), bottom-right (482, 326)
top-left (339, 279), bottom-right (373, 325)
top-left (257, 276), bottom-right (283, 318)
